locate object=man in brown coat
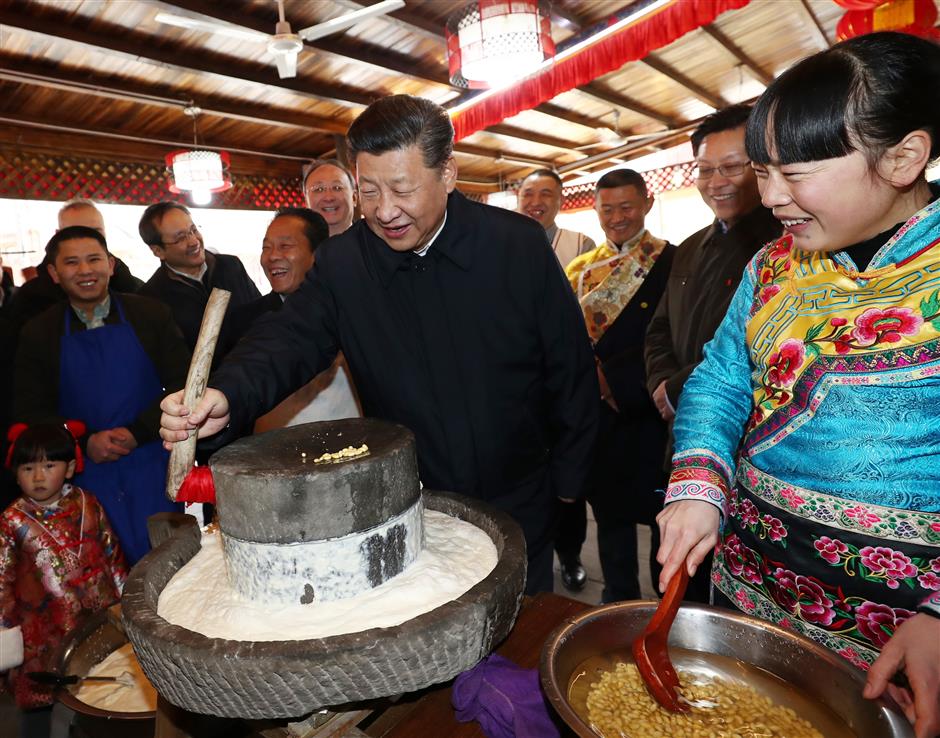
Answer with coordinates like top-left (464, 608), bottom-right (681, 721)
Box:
top-left (644, 105), bottom-right (781, 601)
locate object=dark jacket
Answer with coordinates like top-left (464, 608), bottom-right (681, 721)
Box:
top-left (644, 206), bottom-right (782, 409)
top-left (140, 250), bottom-right (260, 351)
top-left (589, 243), bottom-right (677, 523)
top-left (218, 290), bottom-right (282, 358)
top-left (208, 192), bottom-right (599, 514)
top-left (13, 293), bottom-right (190, 447)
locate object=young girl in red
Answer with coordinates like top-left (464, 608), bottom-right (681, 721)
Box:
top-left (0, 423), bottom-right (127, 737)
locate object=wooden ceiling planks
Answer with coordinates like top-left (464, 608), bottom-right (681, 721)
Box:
top-left (1, 0), bottom-right (863, 196)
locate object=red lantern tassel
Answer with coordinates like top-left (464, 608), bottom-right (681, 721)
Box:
top-left (176, 465), bottom-right (216, 504)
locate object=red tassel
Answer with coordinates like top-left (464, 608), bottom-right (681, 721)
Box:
top-left (176, 465), bottom-right (216, 504)
top-left (4, 423), bottom-right (29, 469)
top-left (63, 420), bottom-right (87, 473)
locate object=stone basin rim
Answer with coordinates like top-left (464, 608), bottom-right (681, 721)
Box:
top-left (122, 490), bottom-right (525, 669)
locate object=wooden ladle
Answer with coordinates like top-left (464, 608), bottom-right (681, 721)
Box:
top-left (632, 566), bottom-right (691, 713)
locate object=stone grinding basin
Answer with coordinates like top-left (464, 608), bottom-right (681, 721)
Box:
top-left (122, 490), bottom-right (526, 719)
top-left (540, 601), bottom-right (914, 738)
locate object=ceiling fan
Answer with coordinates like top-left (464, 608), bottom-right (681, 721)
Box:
top-left (155, 0), bottom-right (406, 79)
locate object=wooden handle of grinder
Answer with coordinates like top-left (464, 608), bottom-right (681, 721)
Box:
top-left (166, 288), bottom-right (231, 501)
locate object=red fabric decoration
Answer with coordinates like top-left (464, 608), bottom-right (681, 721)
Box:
top-left (450, 0), bottom-right (751, 141)
top-left (836, 0), bottom-right (938, 40)
top-left (176, 465), bottom-right (216, 504)
top-left (4, 423), bottom-right (28, 469)
top-left (831, 0), bottom-right (882, 10)
top-left (62, 420), bottom-right (86, 474)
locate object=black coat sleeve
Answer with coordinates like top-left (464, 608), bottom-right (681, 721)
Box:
top-left (535, 245), bottom-right (599, 501)
top-left (12, 310), bottom-right (62, 427)
top-left (206, 257), bottom-right (340, 443)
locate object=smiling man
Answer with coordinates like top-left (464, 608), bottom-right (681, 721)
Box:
top-left (303, 159), bottom-right (358, 237)
top-left (14, 226), bottom-right (189, 563)
top-left (561, 169), bottom-right (675, 602)
top-left (138, 202), bottom-right (260, 350)
top-left (643, 104), bottom-right (782, 602)
top-left (517, 169), bottom-right (594, 267)
top-left (159, 94), bottom-right (599, 594)
top-left (221, 208), bottom-right (360, 427)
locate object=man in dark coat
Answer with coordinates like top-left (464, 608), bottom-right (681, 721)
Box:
top-left (138, 202), bottom-right (260, 351)
top-left (15, 226), bottom-right (189, 563)
top-left (563, 169), bottom-right (676, 602)
top-left (160, 95), bottom-right (599, 594)
top-left (644, 105), bottom-right (782, 601)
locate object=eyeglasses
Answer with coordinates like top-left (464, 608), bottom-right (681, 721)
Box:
top-left (694, 161), bottom-right (751, 180)
top-left (306, 183), bottom-right (351, 195)
top-left (162, 224), bottom-right (200, 247)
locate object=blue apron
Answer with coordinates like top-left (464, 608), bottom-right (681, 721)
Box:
top-left (59, 295), bottom-right (180, 564)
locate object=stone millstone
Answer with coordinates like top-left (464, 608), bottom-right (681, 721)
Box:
top-left (212, 418), bottom-right (419, 543)
top-left (122, 492), bottom-right (526, 719)
top-left (213, 419), bottom-right (424, 602)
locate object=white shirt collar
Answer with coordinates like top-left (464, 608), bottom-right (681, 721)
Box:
top-left (413, 212), bottom-right (448, 258)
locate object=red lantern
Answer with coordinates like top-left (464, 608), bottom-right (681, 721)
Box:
top-left (835, 0), bottom-right (938, 40)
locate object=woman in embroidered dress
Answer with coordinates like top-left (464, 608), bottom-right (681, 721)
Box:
top-left (654, 31), bottom-right (940, 737)
top-left (0, 423), bottom-right (127, 738)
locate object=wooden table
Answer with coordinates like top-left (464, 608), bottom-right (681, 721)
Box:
top-left (362, 592), bottom-right (589, 737)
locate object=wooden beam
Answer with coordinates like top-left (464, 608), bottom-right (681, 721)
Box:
top-left (157, 0), bottom-right (453, 89)
top-left (485, 125), bottom-right (586, 155)
top-left (0, 59), bottom-right (349, 135)
top-left (550, 6), bottom-right (583, 32)
top-left (556, 123), bottom-right (697, 174)
top-left (533, 103), bottom-right (608, 132)
top-left (0, 6), bottom-right (375, 110)
top-left (640, 55), bottom-right (725, 109)
top-left (700, 25), bottom-right (773, 86)
top-left (0, 119), bottom-right (303, 178)
top-left (576, 83), bottom-right (677, 128)
top-left (796, 0), bottom-right (832, 49)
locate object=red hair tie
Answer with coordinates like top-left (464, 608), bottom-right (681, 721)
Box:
top-left (63, 420), bottom-right (86, 474)
top-left (4, 423), bottom-right (28, 470)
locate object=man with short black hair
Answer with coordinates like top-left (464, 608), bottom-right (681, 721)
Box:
top-left (138, 201), bottom-right (260, 350)
top-left (160, 94), bottom-right (599, 594)
top-left (14, 226), bottom-right (188, 563)
top-left (517, 169), bottom-right (594, 267)
top-left (561, 169), bottom-right (675, 602)
top-left (302, 159), bottom-right (358, 237)
top-left (222, 207), bottom-right (360, 428)
top-left (644, 104), bottom-right (782, 602)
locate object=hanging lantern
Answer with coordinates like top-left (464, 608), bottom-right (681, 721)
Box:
top-left (836, 0), bottom-right (938, 40)
top-left (446, 0), bottom-right (555, 89)
top-left (165, 150), bottom-right (233, 206)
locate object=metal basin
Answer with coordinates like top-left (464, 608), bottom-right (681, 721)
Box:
top-left (52, 607), bottom-right (155, 738)
top-left (540, 601), bottom-right (913, 738)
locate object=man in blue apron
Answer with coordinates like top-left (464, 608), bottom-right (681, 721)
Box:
top-left (14, 226), bottom-right (189, 564)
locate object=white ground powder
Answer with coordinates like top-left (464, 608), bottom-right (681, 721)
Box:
top-left (73, 642), bottom-right (158, 713)
top-left (157, 510), bottom-right (498, 641)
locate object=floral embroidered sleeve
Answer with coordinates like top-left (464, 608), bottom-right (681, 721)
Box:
top-left (0, 519), bottom-right (17, 629)
top-left (91, 496), bottom-right (128, 595)
top-left (665, 254), bottom-right (760, 522)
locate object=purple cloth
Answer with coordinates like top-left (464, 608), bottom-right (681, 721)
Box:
top-left (452, 653), bottom-right (561, 738)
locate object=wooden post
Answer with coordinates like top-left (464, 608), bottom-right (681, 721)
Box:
top-left (165, 288), bottom-right (231, 501)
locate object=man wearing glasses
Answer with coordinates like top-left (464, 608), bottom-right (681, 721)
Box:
top-left (302, 159), bottom-right (358, 238)
top-left (643, 104), bottom-right (781, 602)
top-left (138, 202), bottom-right (260, 351)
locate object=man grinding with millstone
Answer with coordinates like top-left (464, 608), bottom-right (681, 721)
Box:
top-left (159, 95), bottom-right (599, 593)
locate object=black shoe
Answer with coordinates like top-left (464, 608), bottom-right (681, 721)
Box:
top-left (559, 555), bottom-right (587, 591)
